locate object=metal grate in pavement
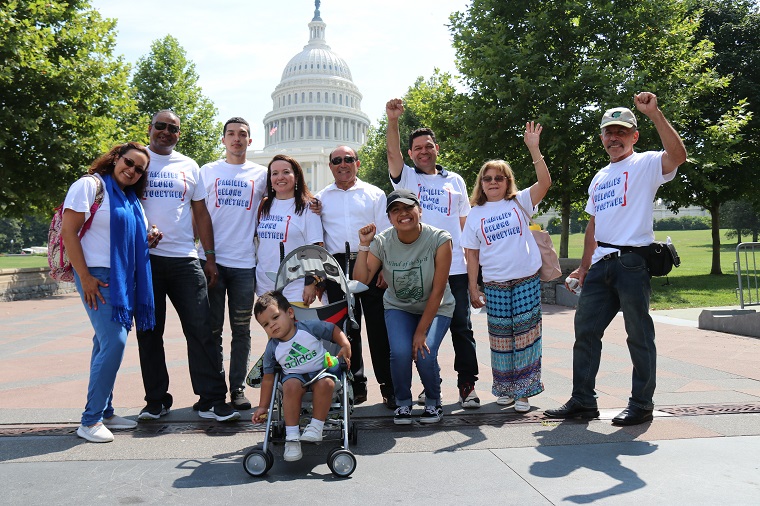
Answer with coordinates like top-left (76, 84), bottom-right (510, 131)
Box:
top-left (1, 402), bottom-right (758, 437)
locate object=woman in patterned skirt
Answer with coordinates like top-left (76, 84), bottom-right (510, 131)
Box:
top-left (461, 122), bottom-right (552, 413)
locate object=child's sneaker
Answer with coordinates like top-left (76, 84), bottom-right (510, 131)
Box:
top-left (283, 439), bottom-right (302, 461)
top-left (300, 423), bottom-right (323, 442)
top-left (393, 405), bottom-right (413, 425)
top-left (419, 405), bottom-right (443, 424)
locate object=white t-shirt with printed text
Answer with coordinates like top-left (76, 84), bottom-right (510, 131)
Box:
top-left (391, 164), bottom-right (470, 275)
top-left (461, 189), bottom-right (542, 282)
top-left (198, 159), bottom-right (267, 268)
top-left (255, 198), bottom-right (324, 302)
top-left (141, 149), bottom-right (206, 258)
top-left (586, 151), bottom-right (675, 265)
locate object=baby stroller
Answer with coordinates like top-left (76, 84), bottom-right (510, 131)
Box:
top-left (243, 244), bottom-right (367, 478)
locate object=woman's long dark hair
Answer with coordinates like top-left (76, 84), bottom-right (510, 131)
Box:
top-left (261, 154), bottom-right (313, 216)
top-left (88, 142), bottom-right (150, 198)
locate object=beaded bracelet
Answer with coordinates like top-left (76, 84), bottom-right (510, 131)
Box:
top-left (204, 249), bottom-right (216, 255)
top-left (532, 156), bottom-right (545, 165)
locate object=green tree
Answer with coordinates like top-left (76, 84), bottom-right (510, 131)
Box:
top-left (721, 200), bottom-right (760, 243)
top-left (658, 0), bottom-right (758, 274)
top-left (0, 0), bottom-right (137, 218)
top-left (131, 35), bottom-right (222, 165)
top-left (449, 0), bottom-right (720, 257)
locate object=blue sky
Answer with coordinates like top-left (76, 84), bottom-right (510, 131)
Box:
top-left (91, 0), bottom-right (471, 150)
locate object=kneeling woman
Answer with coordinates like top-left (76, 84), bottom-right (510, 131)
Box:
top-left (353, 189), bottom-right (454, 425)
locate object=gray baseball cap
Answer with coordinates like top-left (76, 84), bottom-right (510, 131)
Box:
top-left (600, 107), bottom-right (637, 129)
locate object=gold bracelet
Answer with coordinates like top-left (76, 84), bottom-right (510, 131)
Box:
top-left (532, 156), bottom-right (544, 165)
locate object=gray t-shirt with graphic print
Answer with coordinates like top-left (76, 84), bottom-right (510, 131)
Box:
top-left (370, 223), bottom-right (455, 317)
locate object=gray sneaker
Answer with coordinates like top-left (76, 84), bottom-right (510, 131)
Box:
top-left (230, 389), bottom-right (252, 410)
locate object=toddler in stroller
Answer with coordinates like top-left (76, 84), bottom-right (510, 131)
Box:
top-left (252, 290), bottom-right (351, 462)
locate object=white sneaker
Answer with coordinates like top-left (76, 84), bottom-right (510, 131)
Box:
top-left (514, 398), bottom-right (531, 413)
top-left (103, 415), bottom-right (137, 429)
top-left (417, 390), bottom-right (442, 406)
top-left (300, 423), bottom-right (323, 443)
top-left (283, 440), bottom-right (302, 462)
top-left (77, 423), bottom-right (114, 443)
top-left (497, 396), bottom-right (515, 406)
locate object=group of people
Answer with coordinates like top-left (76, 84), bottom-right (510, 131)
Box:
top-left (62, 90), bottom-right (687, 445)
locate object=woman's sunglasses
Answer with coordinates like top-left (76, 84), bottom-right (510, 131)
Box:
top-left (122, 156), bottom-right (146, 175)
top-left (482, 175), bottom-right (506, 183)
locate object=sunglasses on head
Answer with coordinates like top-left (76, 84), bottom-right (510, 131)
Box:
top-left (482, 175), bottom-right (506, 183)
top-left (121, 156), bottom-right (146, 175)
top-left (152, 121), bottom-right (180, 134)
top-left (330, 155), bottom-right (356, 165)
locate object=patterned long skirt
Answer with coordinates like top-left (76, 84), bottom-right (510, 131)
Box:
top-left (484, 272), bottom-right (544, 399)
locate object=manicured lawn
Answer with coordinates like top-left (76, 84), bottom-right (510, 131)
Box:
top-left (550, 229), bottom-right (754, 309)
top-left (0, 255), bottom-right (49, 270)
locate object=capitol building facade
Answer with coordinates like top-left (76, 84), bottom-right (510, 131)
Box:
top-left (247, 2), bottom-right (370, 192)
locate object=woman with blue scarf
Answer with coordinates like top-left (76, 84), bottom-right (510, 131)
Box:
top-left (61, 142), bottom-right (160, 443)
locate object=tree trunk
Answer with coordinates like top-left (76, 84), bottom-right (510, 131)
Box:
top-left (710, 202), bottom-right (722, 275)
top-left (560, 195), bottom-right (571, 258)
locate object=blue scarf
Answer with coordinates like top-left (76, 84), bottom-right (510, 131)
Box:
top-left (105, 174), bottom-right (155, 331)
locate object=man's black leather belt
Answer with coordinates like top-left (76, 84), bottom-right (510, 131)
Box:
top-left (597, 242), bottom-right (649, 259)
top-left (333, 252), bottom-right (358, 261)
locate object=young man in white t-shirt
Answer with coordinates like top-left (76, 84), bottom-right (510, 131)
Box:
top-left (199, 117), bottom-right (267, 411)
top-left (545, 92), bottom-right (687, 426)
top-left (386, 99), bottom-right (480, 409)
top-left (137, 109), bottom-right (240, 423)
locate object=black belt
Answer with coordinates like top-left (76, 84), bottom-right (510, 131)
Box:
top-left (597, 242), bottom-right (649, 259)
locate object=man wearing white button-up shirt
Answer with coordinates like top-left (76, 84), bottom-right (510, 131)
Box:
top-left (314, 145), bottom-right (396, 409)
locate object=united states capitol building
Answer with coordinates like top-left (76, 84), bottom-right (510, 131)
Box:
top-left (247, 1), bottom-right (370, 191)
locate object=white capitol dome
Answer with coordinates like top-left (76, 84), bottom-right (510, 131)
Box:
top-left (249, 1), bottom-right (370, 192)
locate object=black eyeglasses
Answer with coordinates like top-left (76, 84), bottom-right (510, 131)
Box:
top-left (152, 121), bottom-right (180, 134)
top-left (122, 156), bottom-right (146, 175)
top-left (330, 155), bottom-right (356, 165)
top-left (482, 175), bottom-right (506, 183)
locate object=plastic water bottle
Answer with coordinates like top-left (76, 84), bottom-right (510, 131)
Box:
top-left (565, 276), bottom-right (581, 295)
top-left (471, 296), bottom-right (485, 314)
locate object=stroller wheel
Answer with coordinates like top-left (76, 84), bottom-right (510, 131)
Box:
top-left (349, 422), bottom-right (358, 444)
top-left (243, 448), bottom-right (274, 477)
top-left (328, 449), bottom-right (356, 478)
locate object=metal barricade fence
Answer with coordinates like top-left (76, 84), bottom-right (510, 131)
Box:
top-left (735, 242), bottom-right (760, 309)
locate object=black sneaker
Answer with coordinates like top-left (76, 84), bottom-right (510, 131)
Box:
top-left (198, 402), bottom-right (240, 422)
top-left (382, 394), bottom-right (398, 410)
top-left (420, 405), bottom-right (443, 424)
top-left (353, 388), bottom-right (368, 405)
top-left (138, 403), bottom-right (169, 421)
top-left (230, 389), bottom-right (252, 410)
top-left (393, 405), bottom-right (413, 425)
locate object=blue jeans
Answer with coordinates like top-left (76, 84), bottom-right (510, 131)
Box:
top-left (572, 252), bottom-right (656, 410)
top-left (205, 262), bottom-right (255, 392)
top-left (136, 256), bottom-right (228, 408)
top-left (74, 268), bottom-right (128, 426)
top-left (385, 309), bottom-right (451, 408)
top-left (448, 274), bottom-right (479, 387)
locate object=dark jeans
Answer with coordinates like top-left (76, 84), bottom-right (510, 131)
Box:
top-left (136, 256), bottom-right (228, 407)
top-left (204, 262), bottom-right (255, 392)
top-left (328, 253), bottom-right (394, 397)
top-left (572, 252), bottom-right (656, 410)
top-left (448, 273), bottom-right (479, 387)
